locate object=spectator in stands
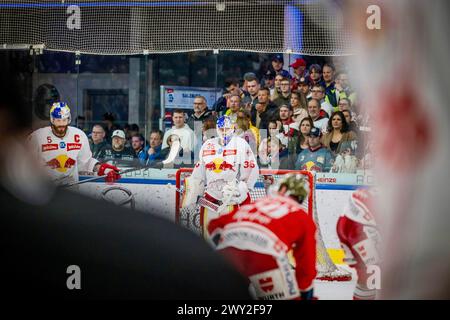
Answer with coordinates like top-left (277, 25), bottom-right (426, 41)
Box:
top-left (146, 129), bottom-right (165, 166)
top-left (242, 74), bottom-right (260, 109)
top-left (237, 109), bottom-right (260, 147)
top-left (290, 91), bottom-right (308, 113)
top-left (307, 98), bottom-right (329, 132)
top-left (224, 94), bottom-right (242, 123)
top-left (291, 107), bottom-right (309, 131)
top-left (295, 127), bottom-right (333, 172)
top-left (131, 134), bottom-right (147, 165)
top-left (235, 116), bottom-right (257, 153)
top-left (322, 111), bottom-right (358, 156)
top-left (263, 69), bottom-right (276, 96)
top-left (278, 105), bottom-right (298, 142)
top-left (290, 116), bottom-right (315, 155)
top-left (308, 64), bottom-right (325, 87)
top-left (273, 77), bottom-right (292, 107)
top-left (162, 109), bottom-right (194, 156)
top-left (103, 112), bottom-right (120, 144)
top-left (271, 71), bottom-right (291, 101)
top-left (268, 120), bottom-right (287, 146)
top-left (97, 129), bottom-right (137, 164)
top-left (271, 54), bottom-right (285, 75)
top-left (89, 124), bottom-right (111, 160)
top-left (335, 71), bottom-right (357, 106)
top-left (311, 84), bottom-right (334, 118)
top-left (213, 79), bottom-right (240, 115)
top-left (187, 95), bottom-right (214, 131)
top-left (342, 109), bottom-right (359, 133)
top-left (323, 63), bottom-right (341, 108)
top-left (258, 136), bottom-right (291, 170)
top-left (257, 87), bottom-right (277, 112)
top-left (298, 76), bottom-right (311, 99)
top-left (251, 101), bottom-right (272, 130)
top-left (289, 57), bottom-right (307, 92)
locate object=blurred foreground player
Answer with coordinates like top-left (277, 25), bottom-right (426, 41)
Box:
top-left (208, 174), bottom-right (317, 300)
top-left (28, 102), bottom-right (120, 186)
top-left (337, 189), bottom-right (380, 300)
top-left (0, 66), bottom-right (250, 299)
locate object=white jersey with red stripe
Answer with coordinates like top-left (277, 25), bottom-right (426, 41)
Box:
top-left (191, 135), bottom-right (259, 202)
top-left (28, 126), bottom-right (99, 186)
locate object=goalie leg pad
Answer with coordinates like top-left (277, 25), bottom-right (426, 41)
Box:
top-left (181, 176), bottom-right (204, 208)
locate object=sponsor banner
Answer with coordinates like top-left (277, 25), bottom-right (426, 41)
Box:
top-left (161, 85), bottom-right (222, 110)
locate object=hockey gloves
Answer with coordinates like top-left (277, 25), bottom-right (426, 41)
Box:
top-left (98, 163), bottom-right (121, 183)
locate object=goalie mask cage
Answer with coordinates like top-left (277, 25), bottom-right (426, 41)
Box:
top-left (175, 168), bottom-right (352, 281)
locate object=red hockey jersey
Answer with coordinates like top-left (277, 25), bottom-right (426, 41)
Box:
top-left (208, 194), bottom-right (317, 299)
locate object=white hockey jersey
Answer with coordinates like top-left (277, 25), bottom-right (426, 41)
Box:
top-left (29, 126), bottom-right (99, 185)
top-left (191, 136), bottom-right (259, 201)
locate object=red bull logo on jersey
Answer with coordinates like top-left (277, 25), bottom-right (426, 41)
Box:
top-left (204, 159), bottom-right (235, 173)
top-left (302, 161), bottom-right (323, 172)
top-left (46, 154), bottom-right (76, 173)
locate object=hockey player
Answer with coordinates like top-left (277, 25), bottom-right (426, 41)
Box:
top-left (336, 188), bottom-right (381, 300)
top-left (182, 115), bottom-right (259, 235)
top-left (29, 102), bottom-right (121, 186)
top-left (208, 174), bottom-right (317, 300)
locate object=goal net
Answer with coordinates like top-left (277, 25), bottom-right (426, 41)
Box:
top-left (0, 0), bottom-right (353, 56)
top-left (175, 168), bottom-right (352, 281)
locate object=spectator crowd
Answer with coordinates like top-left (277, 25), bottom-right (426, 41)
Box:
top-left (83, 54), bottom-right (371, 174)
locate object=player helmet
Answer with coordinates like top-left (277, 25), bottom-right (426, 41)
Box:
top-left (269, 173), bottom-right (309, 204)
top-left (50, 102), bottom-right (71, 124)
top-left (216, 115), bottom-right (234, 145)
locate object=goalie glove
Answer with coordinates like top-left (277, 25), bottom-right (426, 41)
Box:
top-left (181, 176), bottom-right (205, 208)
top-left (222, 181), bottom-right (249, 206)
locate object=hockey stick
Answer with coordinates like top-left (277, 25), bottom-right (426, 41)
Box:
top-left (63, 166), bottom-right (148, 188)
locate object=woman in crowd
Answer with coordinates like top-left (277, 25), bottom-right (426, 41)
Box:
top-left (288, 117), bottom-right (314, 163)
top-left (290, 91), bottom-right (308, 114)
top-left (321, 111), bottom-right (357, 156)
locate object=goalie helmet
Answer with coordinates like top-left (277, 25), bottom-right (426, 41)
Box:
top-left (216, 115), bottom-right (235, 146)
top-left (50, 102), bottom-right (71, 124)
top-left (269, 173), bottom-right (309, 204)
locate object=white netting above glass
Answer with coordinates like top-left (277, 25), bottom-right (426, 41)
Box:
top-left (0, 0), bottom-right (354, 56)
